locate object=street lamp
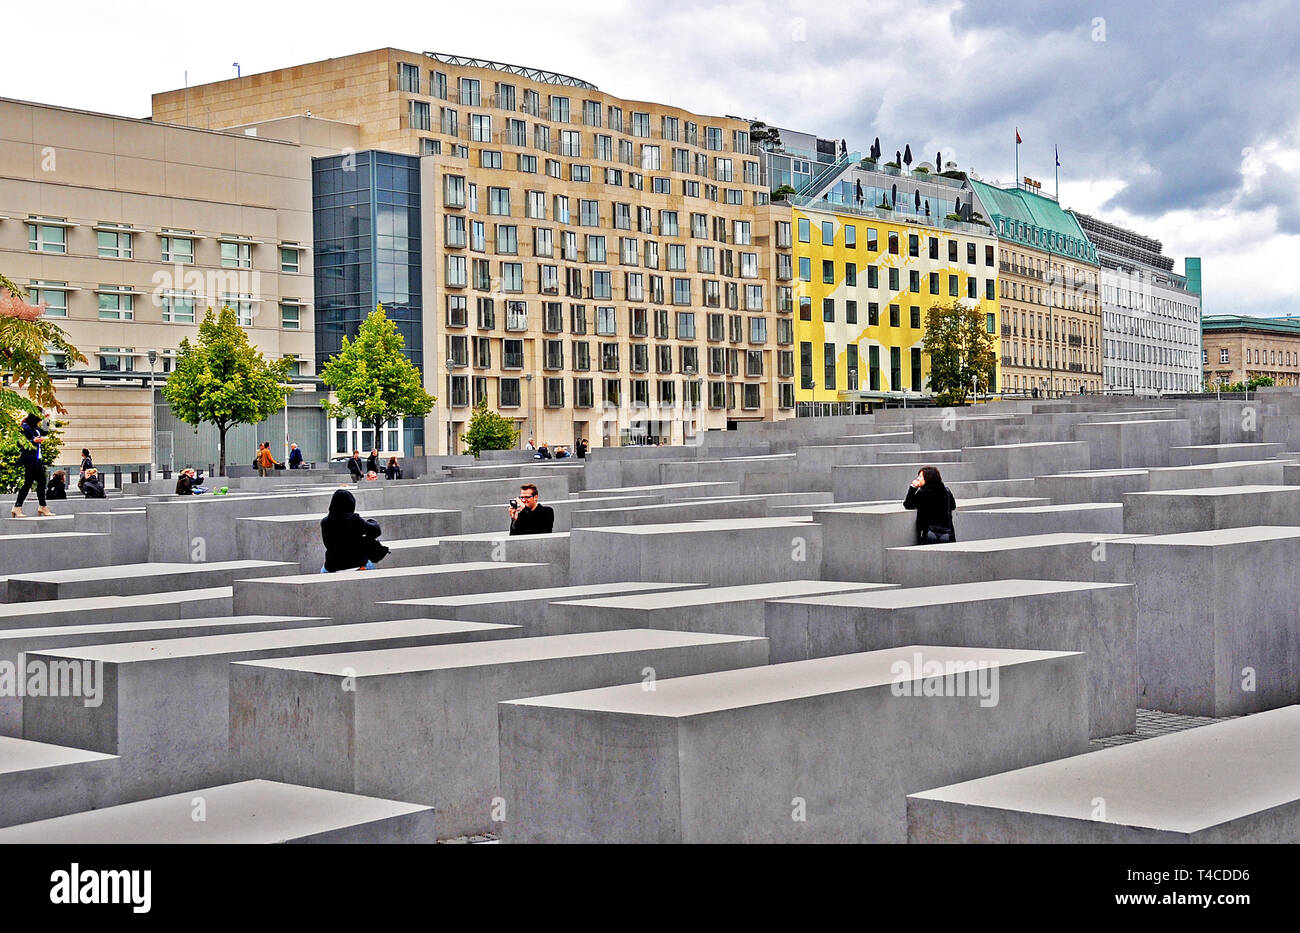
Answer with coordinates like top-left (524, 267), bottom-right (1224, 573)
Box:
top-left (146, 349), bottom-right (157, 480)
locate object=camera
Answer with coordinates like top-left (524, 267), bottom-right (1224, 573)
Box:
top-left (509, 498), bottom-right (519, 509)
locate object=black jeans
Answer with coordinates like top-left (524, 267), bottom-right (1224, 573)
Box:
top-left (16, 464), bottom-right (47, 507)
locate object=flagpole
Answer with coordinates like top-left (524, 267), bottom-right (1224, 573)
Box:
top-left (1055, 145), bottom-right (1060, 201)
top-left (1015, 128), bottom-right (1019, 188)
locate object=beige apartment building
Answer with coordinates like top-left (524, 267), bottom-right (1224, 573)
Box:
top-left (0, 97), bottom-right (352, 464)
top-left (153, 48), bottom-right (794, 454)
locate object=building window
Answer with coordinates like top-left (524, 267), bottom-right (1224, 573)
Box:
top-left (97, 229), bottom-right (133, 259)
top-left (280, 302), bottom-right (300, 330)
top-left (1220, 348), bottom-right (1229, 363)
top-left (160, 234), bottom-right (194, 264)
top-left (280, 246), bottom-right (301, 273)
top-left (409, 100), bottom-right (431, 131)
top-left (221, 242), bottom-right (252, 269)
top-left (398, 62), bottom-right (420, 93)
top-left (27, 220), bottom-right (67, 254)
top-left (161, 290), bottom-right (196, 323)
top-left (97, 290), bottom-right (134, 321)
top-left (98, 347), bottom-right (136, 373)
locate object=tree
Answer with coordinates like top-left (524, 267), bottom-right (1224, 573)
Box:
top-left (162, 306), bottom-right (292, 475)
top-left (461, 399), bottom-right (521, 457)
top-left (749, 121), bottom-right (782, 150)
top-left (0, 272), bottom-right (87, 450)
top-left (319, 305), bottom-right (435, 457)
top-left (921, 301), bottom-right (997, 406)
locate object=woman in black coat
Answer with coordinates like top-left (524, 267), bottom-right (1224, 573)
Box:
top-left (45, 470), bottom-right (68, 500)
top-left (903, 466), bottom-right (957, 544)
top-left (320, 488), bottom-right (388, 572)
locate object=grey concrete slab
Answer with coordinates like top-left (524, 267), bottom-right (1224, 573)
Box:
top-left (434, 532), bottom-right (571, 582)
top-left (567, 497), bottom-right (768, 528)
top-left (1168, 443), bottom-right (1284, 465)
top-left (0, 735), bottom-right (119, 827)
top-left (794, 443), bottom-right (921, 474)
top-left (70, 510), bottom-right (148, 564)
top-left (1122, 485), bottom-right (1300, 534)
top-left (4, 559), bottom-right (300, 603)
top-left (229, 628), bottom-right (767, 838)
top-left (815, 498), bottom-right (1051, 583)
top-left (1071, 419), bottom-right (1193, 468)
top-left (0, 779), bottom-right (437, 843)
top-left (882, 533), bottom-right (1142, 588)
top-left (0, 615), bottom-right (328, 736)
top-left (22, 618), bottom-right (519, 802)
top-left (958, 503), bottom-right (1125, 540)
top-left (1033, 469), bottom-right (1150, 504)
top-left (576, 482), bottom-right (741, 500)
top-left (0, 588), bottom-right (233, 631)
top-left (962, 442), bottom-right (1091, 481)
top-left (378, 475), bottom-right (572, 512)
top-left (382, 537), bottom-right (441, 567)
top-left (764, 579), bottom-right (1136, 737)
top-left (548, 581), bottom-right (897, 638)
top-left (0, 514), bottom-right (76, 535)
top-left (498, 645), bottom-right (1089, 843)
top-left (874, 449), bottom-right (965, 464)
top-left (943, 478), bottom-right (1040, 499)
top-left (908, 705), bottom-right (1300, 843)
top-left (236, 508), bottom-right (462, 572)
top-left (1105, 526), bottom-right (1300, 716)
top-left (1144, 459), bottom-right (1285, 491)
top-left (0, 532), bottom-right (113, 575)
top-left (379, 581), bottom-right (707, 626)
top-left (569, 519), bottom-right (822, 586)
top-left (231, 562), bottom-right (553, 622)
top-left (831, 462), bottom-right (977, 503)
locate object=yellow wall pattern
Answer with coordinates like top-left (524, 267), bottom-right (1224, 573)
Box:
top-left (793, 206), bottom-right (1000, 402)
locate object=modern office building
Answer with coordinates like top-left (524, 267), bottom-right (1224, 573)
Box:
top-left (968, 179), bottom-right (1101, 397)
top-left (153, 48), bottom-right (794, 454)
top-left (0, 97), bottom-right (343, 465)
top-left (1074, 212), bottom-right (1202, 395)
top-left (1201, 315), bottom-right (1300, 387)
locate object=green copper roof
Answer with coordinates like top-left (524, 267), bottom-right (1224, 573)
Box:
top-left (969, 179), bottom-right (1099, 265)
top-left (1202, 315), bottom-right (1300, 335)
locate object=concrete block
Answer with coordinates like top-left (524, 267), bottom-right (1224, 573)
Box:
top-left (567, 497), bottom-right (768, 528)
top-left (1168, 443), bottom-right (1284, 465)
top-left (831, 462), bottom-right (976, 503)
top-left (1122, 485), bottom-right (1300, 534)
top-left (908, 706), bottom-right (1300, 843)
top-left (236, 509), bottom-right (462, 571)
top-left (1033, 469), bottom-right (1150, 504)
top-left (962, 442), bottom-right (1090, 481)
top-left (71, 510), bottom-right (148, 563)
top-left (1144, 460), bottom-right (1284, 491)
top-left (0, 588), bottom-right (233, 631)
top-left (381, 537), bottom-right (440, 567)
top-left (944, 478), bottom-right (1040, 499)
top-left (569, 519), bottom-right (821, 586)
top-left (378, 475), bottom-right (572, 512)
top-left (463, 494), bottom-right (662, 534)
top-left (1071, 419), bottom-right (1192, 468)
top-left (434, 532), bottom-right (571, 582)
top-left (0, 779), bottom-right (437, 843)
top-left (577, 482), bottom-right (740, 501)
top-left (229, 629), bottom-right (768, 838)
top-left (0, 614), bottom-right (329, 736)
top-left (498, 645), bottom-right (1088, 843)
top-left (379, 581), bottom-right (706, 626)
top-left (232, 562), bottom-right (553, 621)
top-left (0, 736), bottom-right (119, 827)
top-left (958, 503), bottom-right (1124, 540)
top-left (764, 579), bottom-right (1136, 737)
top-left (22, 618), bottom-right (519, 802)
top-left (1107, 526), bottom-right (1300, 716)
top-left (882, 533), bottom-right (1140, 588)
top-left (0, 532), bottom-right (112, 574)
top-left (548, 581), bottom-right (897, 638)
top-left (4, 560), bottom-right (299, 603)
top-left (794, 443), bottom-right (920, 474)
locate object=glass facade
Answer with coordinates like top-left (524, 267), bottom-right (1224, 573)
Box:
top-left (313, 150), bottom-right (425, 453)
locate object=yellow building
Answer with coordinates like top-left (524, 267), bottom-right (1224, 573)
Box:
top-left (791, 203), bottom-right (1000, 411)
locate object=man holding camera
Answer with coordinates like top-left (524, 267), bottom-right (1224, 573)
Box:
top-left (508, 482), bottom-right (554, 536)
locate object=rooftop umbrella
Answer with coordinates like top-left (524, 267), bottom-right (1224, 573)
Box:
top-left (891, 183), bottom-right (898, 207)
top-left (915, 189), bottom-right (921, 210)
top-left (903, 144), bottom-right (912, 168)
top-left (936, 151), bottom-right (942, 171)
top-left (855, 178), bottom-right (864, 204)
top-left (895, 150), bottom-right (901, 166)
top-left (872, 137), bottom-right (881, 159)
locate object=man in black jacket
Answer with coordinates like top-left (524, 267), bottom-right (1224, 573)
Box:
top-left (346, 450), bottom-right (363, 483)
top-left (508, 482), bottom-right (554, 535)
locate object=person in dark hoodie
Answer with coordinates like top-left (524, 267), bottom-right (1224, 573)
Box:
top-left (45, 470), bottom-right (68, 500)
top-left (80, 468), bottom-right (106, 499)
top-left (903, 465), bottom-right (957, 545)
top-left (320, 488), bottom-right (389, 572)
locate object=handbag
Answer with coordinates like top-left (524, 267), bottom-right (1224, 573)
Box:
top-left (923, 525), bottom-right (954, 544)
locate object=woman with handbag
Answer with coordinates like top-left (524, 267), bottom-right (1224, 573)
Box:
top-left (903, 466), bottom-right (957, 545)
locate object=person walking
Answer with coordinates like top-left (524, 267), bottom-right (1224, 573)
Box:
top-left (255, 442), bottom-right (279, 478)
top-left (903, 466), bottom-right (957, 545)
top-left (346, 450), bottom-right (363, 482)
top-left (12, 412), bottom-right (53, 518)
top-left (79, 448), bottom-right (93, 481)
top-left (288, 444), bottom-right (304, 470)
top-left (366, 448), bottom-right (380, 474)
top-left (320, 488), bottom-right (388, 572)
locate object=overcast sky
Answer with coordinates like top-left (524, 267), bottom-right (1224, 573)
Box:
top-left (6, 0), bottom-right (1297, 317)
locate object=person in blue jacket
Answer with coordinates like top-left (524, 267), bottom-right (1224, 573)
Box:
top-left (11, 412), bottom-right (54, 518)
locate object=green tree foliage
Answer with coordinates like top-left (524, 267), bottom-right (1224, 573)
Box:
top-left (162, 306), bottom-right (292, 475)
top-left (0, 272), bottom-right (87, 450)
top-left (319, 305), bottom-right (435, 452)
top-left (0, 415), bottom-right (64, 494)
top-left (921, 301), bottom-right (997, 406)
top-left (749, 121), bottom-right (782, 150)
top-left (461, 399), bottom-right (521, 457)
